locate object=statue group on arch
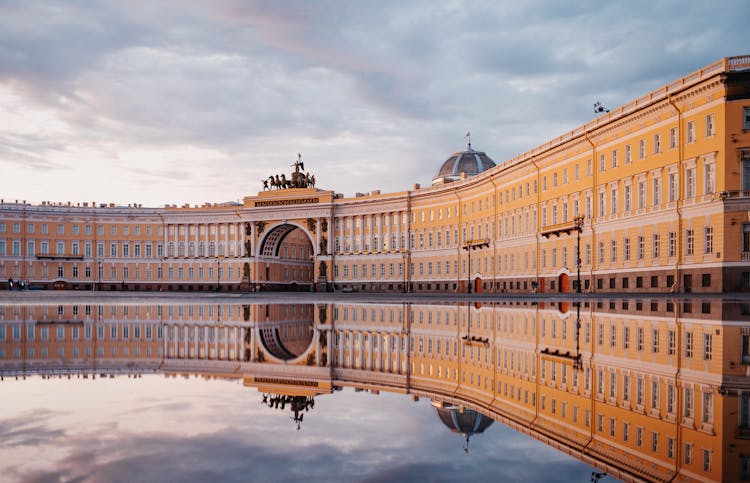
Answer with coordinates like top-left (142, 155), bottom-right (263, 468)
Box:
top-left (262, 154), bottom-right (316, 190)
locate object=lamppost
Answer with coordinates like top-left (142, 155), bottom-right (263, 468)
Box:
top-left (216, 258), bottom-right (222, 291)
top-left (462, 240), bottom-right (490, 294)
top-left (97, 260), bottom-right (102, 291)
top-left (574, 215), bottom-right (585, 293)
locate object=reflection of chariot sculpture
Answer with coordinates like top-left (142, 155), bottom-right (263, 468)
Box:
top-left (262, 153), bottom-right (317, 190)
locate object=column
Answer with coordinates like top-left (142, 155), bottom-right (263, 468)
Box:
top-left (396, 212), bottom-right (401, 251)
top-left (339, 330), bottom-right (344, 367)
top-left (225, 222), bottom-right (229, 257)
top-left (202, 326), bottom-right (207, 358)
top-left (386, 332), bottom-right (391, 372)
top-left (214, 223), bottom-right (219, 258)
top-left (194, 222), bottom-right (200, 257)
top-left (377, 215), bottom-right (383, 252)
top-left (315, 219), bottom-right (321, 255)
top-left (163, 223), bottom-right (169, 257)
top-left (204, 223), bottom-right (209, 257)
top-left (183, 325), bottom-right (188, 357)
top-left (193, 326), bottom-right (198, 358)
top-left (236, 222), bottom-right (241, 258)
top-left (224, 327), bottom-right (229, 360)
top-left (339, 217), bottom-right (344, 253)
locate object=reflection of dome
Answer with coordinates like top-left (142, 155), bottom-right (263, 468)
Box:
top-left (432, 400), bottom-right (493, 451)
top-left (433, 143), bottom-right (496, 185)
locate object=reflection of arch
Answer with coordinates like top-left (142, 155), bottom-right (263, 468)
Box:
top-left (257, 321), bottom-right (314, 362)
top-left (258, 223), bottom-right (314, 258)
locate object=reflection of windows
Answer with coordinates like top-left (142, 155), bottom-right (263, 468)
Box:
top-left (742, 150), bottom-right (750, 191)
top-left (742, 335), bottom-right (750, 364)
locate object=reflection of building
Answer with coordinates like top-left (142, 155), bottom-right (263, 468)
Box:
top-left (432, 400), bottom-right (494, 451)
top-left (3, 299), bottom-right (750, 481)
top-left (3, 57), bottom-right (750, 293)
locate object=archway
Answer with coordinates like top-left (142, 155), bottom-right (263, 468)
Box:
top-left (558, 273), bottom-right (569, 293)
top-left (257, 223), bottom-right (315, 291)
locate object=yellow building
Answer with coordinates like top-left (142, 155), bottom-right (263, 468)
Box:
top-left (2, 55), bottom-right (750, 293)
top-left (2, 299), bottom-right (750, 481)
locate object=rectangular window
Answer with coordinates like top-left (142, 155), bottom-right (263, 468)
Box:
top-left (668, 232), bottom-right (676, 257)
top-left (704, 226), bottom-right (713, 254)
top-left (652, 234), bottom-right (660, 259)
top-left (639, 139), bottom-right (646, 159)
top-left (703, 333), bottom-right (712, 360)
top-left (654, 134), bottom-right (661, 154)
top-left (638, 236), bottom-right (644, 260)
top-left (705, 114), bottom-right (715, 137)
top-left (668, 330), bottom-right (675, 355)
top-left (686, 168), bottom-right (695, 198)
top-left (685, 332), bottom-right (694, 358)
top-left (653, 178), bottom-right (661, 205)
top-left (669, 127), bottom-right (677, 149)
top-left (686, 229), bottom-right (695, 256)
top-left (625, 144), bottom-right (632, 164)
top-left (687, 121), bottom-right (696, 143)
top-left (668, 173), bottom-right (677, 201)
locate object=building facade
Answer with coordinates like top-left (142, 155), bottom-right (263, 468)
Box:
top-left (2, 56), bottom-right (750, 293)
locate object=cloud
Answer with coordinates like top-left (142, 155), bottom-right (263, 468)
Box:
top-left (0, 0), bottom-right (747, 205)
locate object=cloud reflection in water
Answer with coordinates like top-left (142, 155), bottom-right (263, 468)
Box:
top-left (0, 376), bottom-right (593, 482)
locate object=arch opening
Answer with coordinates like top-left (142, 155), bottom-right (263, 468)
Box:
top-left (257, 223), bottom-right (314, 291)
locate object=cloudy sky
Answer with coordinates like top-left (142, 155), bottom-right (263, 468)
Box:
top-left (1, 1), bottom-right (747, 206)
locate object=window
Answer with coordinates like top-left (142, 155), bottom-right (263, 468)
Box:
top-left (668, 172), bottom-right (677, 201)
top-left (668, 330), bottom-right (675, 355)
top-left (625, 144), bottom-right (632, 164)
top-left (686, 229), bottom-right (695, 255)
top-left (624, 185), bottom-right (632, 211)
top-left (704, 160), bottom-right (715, 194)
top-left (686, 168), bottom-right (696, 198)
top-left (638, 236), bottom-right (644, 260)
top-left (652, 329), bottom-right (660, 353)
top-left (611, 149), bottom-right (618, 168)
top-left (685, 332), bottom-right (694, 358)
top-left (652, 234), bottom-right (660, 259)
top-left (637, 181), bottom-right (645, 209)
top-left (653, 177), bottom-right (661, 205)
top-left (704, 333), bottom-right (712, 360)
top-left (668, 232), bottom-right (677, 257)
top-left (669, 127), bottom-right (677, 149)
top-left (743, 150), bottom-right (750, 191)
top-left (687, 121), bottom-right (696, 143)
top-left (704, 226), bottom-right (713, 254)
top-left (684, 443), bottom-right (693, 465)
top-left (639, 139), bottom-right (646, 159)
top-left (705, 114), bottom-right (715, 137)
top-left (654, 134), bottom-right (661, 154)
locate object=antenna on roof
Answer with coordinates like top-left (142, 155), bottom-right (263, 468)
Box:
top-left (465, 130), bottom-right (471, 150)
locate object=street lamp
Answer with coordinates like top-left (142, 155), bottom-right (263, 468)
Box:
top-left (216, 258), bottom-right (222, 291)
top-left (574, 215), bottom-right (585, 293)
